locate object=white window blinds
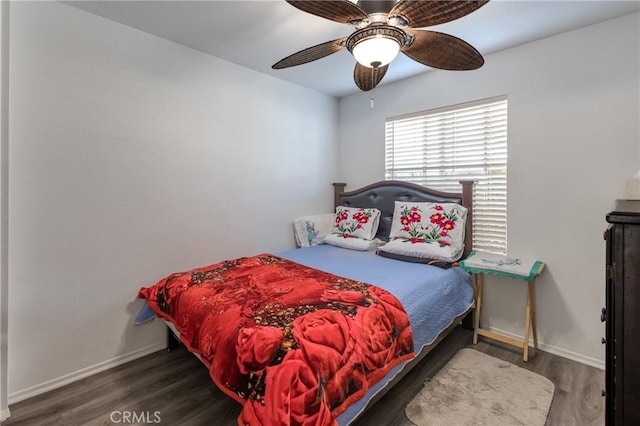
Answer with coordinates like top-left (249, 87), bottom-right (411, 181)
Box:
top-left (385, 96), bottom-right (508, 254)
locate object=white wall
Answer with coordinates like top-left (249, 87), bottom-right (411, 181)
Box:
top-left (8, 2), bottom-right (338, 401)
top-left (0, 1), bottom-right (9, 420)
top-left (338, 13), bottom-right (640, 367)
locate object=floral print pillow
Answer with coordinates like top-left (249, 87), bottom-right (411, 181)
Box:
top-left (331, 206), bottom-right (381, 240)
top-left (387, 201), bottom-right (467, 259)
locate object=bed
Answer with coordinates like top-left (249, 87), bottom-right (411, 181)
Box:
top-left (137, 180), bottom-right (475, 425)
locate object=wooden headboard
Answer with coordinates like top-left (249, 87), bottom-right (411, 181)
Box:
top-left (333, 180), bottom-right (475, 259)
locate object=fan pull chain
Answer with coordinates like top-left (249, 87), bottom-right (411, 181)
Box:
top-left (370, 62), bottom-right (380, 109)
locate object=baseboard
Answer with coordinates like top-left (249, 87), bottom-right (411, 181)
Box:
top-left (1, 407), bottom-right (10, 421)
top-left (482, 325), bottom-right (605, 370)
top-left (8, 343), bottom-right (165, 405)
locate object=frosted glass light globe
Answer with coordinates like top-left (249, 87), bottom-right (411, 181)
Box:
top-left (352, 36), bottom-right (401, 68)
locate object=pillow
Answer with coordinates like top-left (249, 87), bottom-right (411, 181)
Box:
top-left (382, 201), bottom-right (468, 262)
top-left (323, 234), bottom-right (381, 251)
top-left (376, 250), bottom-right (457, 268)
top-left (293, 213), bottom-right (335, 247)
top-left (332, 206), bottom-right (381, 240)
top-left (378, 238), bottom-right (463, 263)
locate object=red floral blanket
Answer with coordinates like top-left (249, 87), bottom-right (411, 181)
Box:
top-left (138, 254), bottom-right (414, 425)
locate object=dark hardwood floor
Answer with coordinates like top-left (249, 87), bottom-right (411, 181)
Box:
top-left (2, 327), bottom-right (604, 426)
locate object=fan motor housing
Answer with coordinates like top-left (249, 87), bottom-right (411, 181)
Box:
top-left (358, 0), bottom-right (398, 15)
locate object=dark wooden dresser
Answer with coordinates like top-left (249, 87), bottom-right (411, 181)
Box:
top-left (605, 200), bottom-right (640, 426)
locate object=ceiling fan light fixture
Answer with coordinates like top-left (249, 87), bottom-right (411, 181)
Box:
top-left (347, 25), bottom-right (407, 68)
top-left (276, 0), bottom-right (488, 92)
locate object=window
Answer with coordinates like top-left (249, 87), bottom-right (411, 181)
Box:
top-left (385, 96), bottom-right (508, 254)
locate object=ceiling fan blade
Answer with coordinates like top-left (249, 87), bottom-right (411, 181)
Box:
top-left (402, 30), bottom-right (484, 70)
top-left (272, 38), bottom-right (347, 69)
top-left (389, 0), bottom-right (490, 28)
top-left (354, 63), bottom-right (389, 91)
top-left (286, 0), bottom-right (368, 25)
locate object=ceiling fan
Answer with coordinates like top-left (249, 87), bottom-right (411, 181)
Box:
top-left (273, 0), bottom-right (490, 91)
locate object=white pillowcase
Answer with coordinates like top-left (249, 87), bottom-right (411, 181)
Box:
top-left (332, 206), bottom-right (381, 240)
top-left (380, 201), bottom-right (468, 262)
top-left (293, 214), bottom-right (335, 247)
top-left (323, 234), bottom-right (381, 251)
top-left (378, 238), bottom-right (463, 262)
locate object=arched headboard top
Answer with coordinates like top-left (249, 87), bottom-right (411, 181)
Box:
top-left (333, 180), bottom-right (475, 259)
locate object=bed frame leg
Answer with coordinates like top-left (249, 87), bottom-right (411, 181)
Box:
top-left (167, 326), bottom-right (180, 352)
top-left (461, 310), bottom-right (474, 331)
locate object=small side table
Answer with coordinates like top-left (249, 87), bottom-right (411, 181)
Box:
top-left (460, 251), bottom-right (546, 362)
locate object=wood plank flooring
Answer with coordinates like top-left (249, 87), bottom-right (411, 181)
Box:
top-left (2, 327), bottom-right (605, 426)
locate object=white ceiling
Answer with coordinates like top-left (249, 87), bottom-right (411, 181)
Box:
top-left (65, 0), bottom-right (640, 98)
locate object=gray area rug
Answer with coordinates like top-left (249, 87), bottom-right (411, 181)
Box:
top-left (405, 348), bottom-right (555, 426)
